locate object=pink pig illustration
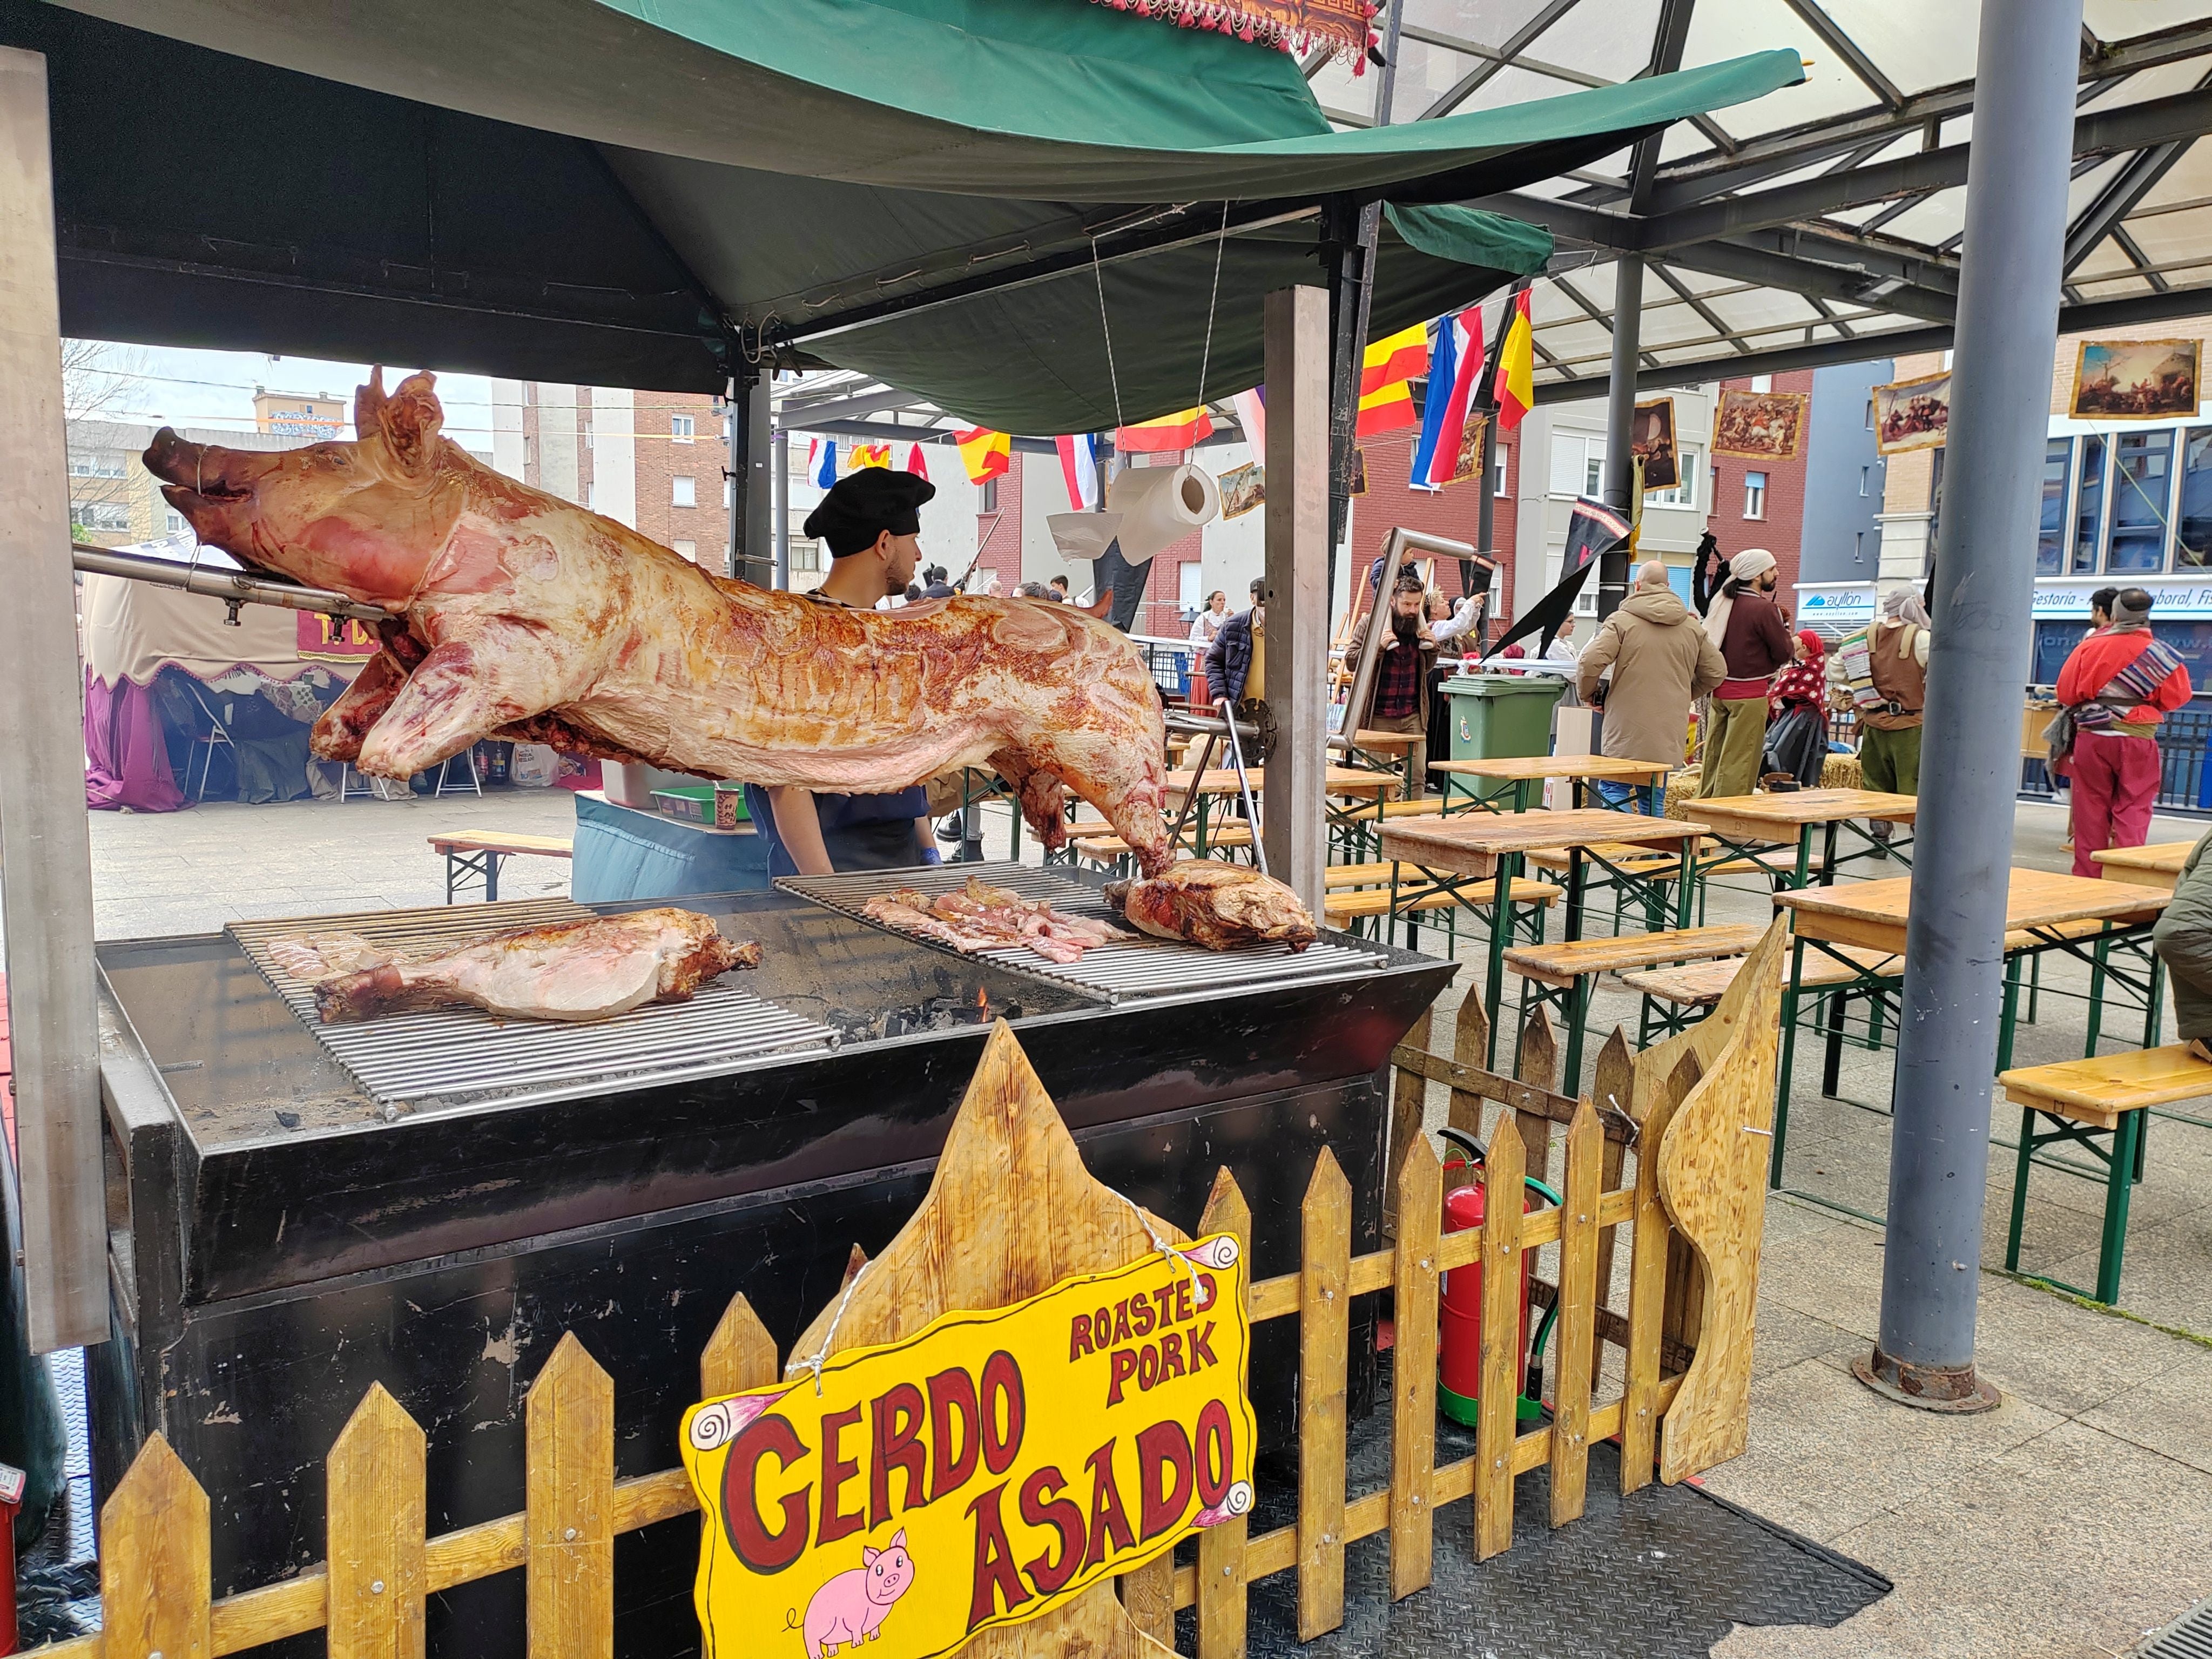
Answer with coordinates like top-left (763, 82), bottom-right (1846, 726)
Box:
top-left (788, 1530), bottom-right (916, 1655)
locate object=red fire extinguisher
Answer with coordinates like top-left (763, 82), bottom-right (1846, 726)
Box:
top-left (1434, 1128), bottom-right (1557, 1428)
top-left (1, 1459), bottom-right (23, 1656)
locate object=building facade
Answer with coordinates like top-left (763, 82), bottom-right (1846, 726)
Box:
top-left (490, 381), bottom-right (731, 567)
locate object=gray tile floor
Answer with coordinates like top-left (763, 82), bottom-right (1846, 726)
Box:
top-left (17, 786), bottom-right (2212, 1656)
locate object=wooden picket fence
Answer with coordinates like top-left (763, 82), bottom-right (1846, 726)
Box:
top-left (30, 923), bottom-right (1783, 1658)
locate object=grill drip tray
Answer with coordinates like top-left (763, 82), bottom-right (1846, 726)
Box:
top-left (779, 862), bottom-right (1387, 1004)
top-left (229, 900), bottom-right (837, 1108)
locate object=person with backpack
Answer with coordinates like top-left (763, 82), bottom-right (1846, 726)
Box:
top-left (1827, 588), bottom-right (1932, 831)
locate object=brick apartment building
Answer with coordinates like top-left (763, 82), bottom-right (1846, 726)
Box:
top-left (493, 381), bottom-right (730, 564)
top-left (1707, 370), bottom-right (1811, 608)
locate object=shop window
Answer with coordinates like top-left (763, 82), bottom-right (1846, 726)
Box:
top-left (2072, 433), bottom-right (2106, 573)
top-left (2036, 438), bottom-right (2071, 575)
top-left (1743, 470), bottom-right (1766, 520)
top-left (2107, 428), bottom-right (2172, 574)
top-left (2176, 426), bottom-right (2212, 567)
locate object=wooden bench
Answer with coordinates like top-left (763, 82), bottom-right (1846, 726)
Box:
top-left (1621, 945), bottom-right (1901, 1059)
top-left (1323, 875), bottom-right (1562, 937)
top-left (1500, 923), bottom-right (1769, 1092)
top-left (1332, 797), bottom-right (1445, 824)
top-left (427, 831), bottom-right (574, 903)
top-left (1998, 1045), bottom-right (2212, 1304)
top-left (1069, 821), bottom-right (1255, 871)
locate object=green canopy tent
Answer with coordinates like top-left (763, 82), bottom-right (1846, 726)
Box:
top-left (11, 0), bottom-right (1802, 430)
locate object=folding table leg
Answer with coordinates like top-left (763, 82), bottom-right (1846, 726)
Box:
top-left (1995, 955), bottom-right (2024, 1074)
top-left (2096, 1110), bottom-right (2143, 1305)
top-left (1771, 934), bottom-right (1808, 1189)
top-left (2085, 935), bottom-right (2109, 1055)
top-left (2004, 1106), bottom-right (2038, 1274)
top-left (1821, 990), bottom-right (1848, 1098)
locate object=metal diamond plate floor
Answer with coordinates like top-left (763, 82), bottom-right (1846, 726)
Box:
top-left (1207, 1354), bottom-right (1890, 1659)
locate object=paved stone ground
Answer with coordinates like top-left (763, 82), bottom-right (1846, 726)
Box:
top-left (17, 786), bottom-right (2212, 1656)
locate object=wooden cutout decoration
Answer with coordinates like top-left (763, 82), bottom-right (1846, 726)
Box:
top-left (1193, 1168), bottom-right (1253, 1659)
top-left (100, 1433), bottom-right (212, 1659)
top-left (527, 1334), bottom-right (614, 1656)
top-left (1656, 918), bottom-right (1787, 1482)
top-left (696, 1021), bottom-right (1213, 1659)
top-left (327, 1384), bottom-right (427, 1659)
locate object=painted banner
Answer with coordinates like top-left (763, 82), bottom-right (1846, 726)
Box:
top-left (682, 1235), bottom-right (1255, 1659)
top-left (296, 611), bottom-right (381, 663)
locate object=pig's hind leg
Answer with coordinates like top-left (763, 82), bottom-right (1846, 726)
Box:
top-left (354, 632), bottom-right (569, 778)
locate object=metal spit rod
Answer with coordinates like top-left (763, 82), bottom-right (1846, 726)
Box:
top-left (71, 541), bottom-right (392, 623)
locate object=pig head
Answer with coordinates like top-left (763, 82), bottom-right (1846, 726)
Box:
top-left (146, 370), bottom-right (464, 610)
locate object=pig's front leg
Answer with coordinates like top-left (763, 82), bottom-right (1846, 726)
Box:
top-left (354, 631), bottom-right (570, 778)
top-left (309, 649), bottom-right (410, 763)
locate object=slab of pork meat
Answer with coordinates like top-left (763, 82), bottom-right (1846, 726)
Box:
top-left (144, 370), bottom-right (1172, 875)
top-left (1104, 861), bottom-right (1318, 953)
top-left (862, 879), bottom-right (1130, 965)
top-left (276, 908), bottom-right (760, 1024)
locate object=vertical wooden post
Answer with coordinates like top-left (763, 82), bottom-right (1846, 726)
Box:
top-left (1621, 1051), bottom-right (1701, 1493)
top-left (0, 45), bottom-right (107, 1353)
top-left (100, 1435), bottom-right (212, 1659)
top-left (1473, 1112), bottom-right (1525, 1561)
top-left (1514, 1007), bottom-right (1557, 1183)
top-left (1261, 284), bottom-right (1331, 916)
top-left (1196, 1168), bottom-right (1252, 1659)
top-left (1385, 1006), bottom-right (1434, 1237)
top-left (1297, 1148), bottom-right (1351, 1641)
top-left (1548, 1100), bottom-right (1601, 1526)
top-left (528, 1334), bottom-right (615, 1658)
top-left (326, 1384), bottom-right (428, 1659)
top-left (1119, 1556), bottom-right (1175, 1646)
top-left (1388, 1137), bottom-right (1441, 1600)
top-left (1590, 1030), bottom-right (1635, 1390)
top-left (700, 1291), bottom-right (779, 1398)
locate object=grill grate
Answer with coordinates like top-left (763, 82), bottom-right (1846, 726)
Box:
top-left (230, 900), bottom-right (836, 1108)
top-left (778, 863), bottom-right (1386, 1004)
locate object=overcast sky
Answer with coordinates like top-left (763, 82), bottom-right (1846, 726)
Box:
top-left (72, 341), bottom-right (500, 448)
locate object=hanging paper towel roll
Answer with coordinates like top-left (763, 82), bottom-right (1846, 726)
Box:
top-left (1105, 462), bottom-right (1220, 562)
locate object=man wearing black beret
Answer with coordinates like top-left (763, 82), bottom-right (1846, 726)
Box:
top-left (741, 469), bottom-right (941, 875)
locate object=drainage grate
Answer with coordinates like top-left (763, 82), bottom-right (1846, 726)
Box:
top-left (2141, 1600), bottom-right (2212, 1659)
top-left (230, 900), bottom-right (836, 1107)
top-left (779, 862), bottom-right (1387, 1004)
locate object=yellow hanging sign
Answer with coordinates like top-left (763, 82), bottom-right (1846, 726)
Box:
top-left (681, 1235), bottom-right (1255, 1658)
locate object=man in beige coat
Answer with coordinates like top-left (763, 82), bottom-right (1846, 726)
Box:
top-left (1576, 561), bottom-right (1727, 813)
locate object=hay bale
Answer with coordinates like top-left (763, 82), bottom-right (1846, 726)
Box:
top-left (1820, 751), bottom-right (1863, 791)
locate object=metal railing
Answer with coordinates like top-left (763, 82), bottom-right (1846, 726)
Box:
top-left (2012, 691), bottom-right (2212, 816)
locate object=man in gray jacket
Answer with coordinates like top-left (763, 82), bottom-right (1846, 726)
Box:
top-left (2152, 829), bottom-right (2212, 1060)
top-left (1576, 561), bottom-right (1728, 813)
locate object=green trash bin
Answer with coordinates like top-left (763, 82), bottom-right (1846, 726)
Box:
top-left (1441, 674), bottom-right (1567, 808)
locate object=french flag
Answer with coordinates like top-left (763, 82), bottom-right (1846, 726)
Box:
top-left (1409, 308), bottom-right (1485, 490)
top-left (1056, 433), bottom-right (1099, 511)
top-left (806, 437), bottom-right (837, 487)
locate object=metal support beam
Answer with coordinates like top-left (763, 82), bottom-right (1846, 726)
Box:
top-left (0, 46), bottom-right (106, 1353)
top-left (771, 427), bottom-right (791, 591)
top-left (2063, 131), bottom-right (2196, 275)
top-left (1869, 0), bottom-right (2085, 1416)
top-left (1262, 286), bottom-right (1330, 919)
top-left (730, 370), bottom-right (773, 586)
top-left (1781, 0), bottom-right (1904, 109)
top-left (1599, 257), bottom-right (1643, 622)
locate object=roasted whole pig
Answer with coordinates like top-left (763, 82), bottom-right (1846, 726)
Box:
top-left (270, 908), bottom-right (760, 1024)
top-left (146, 372), bottom-right (1172, 874)
top-left (1104, 862), bottom-right (1319, 953)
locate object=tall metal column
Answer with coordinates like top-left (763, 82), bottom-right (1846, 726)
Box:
top-left (729, 370), bottom-right (773, 586)
top-left (772, 427), bottom-right (791, 591)
top-left (1863, 0), bottom-right (2083, 1413)
top-left (1262, 286), bottom-right (1330, 917)
top-left (0, 47), bottom-right (107, 1352)
top-left (1598, 256), bottom-right (1643, 621)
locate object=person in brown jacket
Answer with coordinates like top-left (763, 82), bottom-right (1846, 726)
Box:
top-left (1696, 548), bottom-right (1795, 797)
top-left (1346, 570), bottom-right (1439, 798)
top-left (1577, 561), bottom-right (1728, 813)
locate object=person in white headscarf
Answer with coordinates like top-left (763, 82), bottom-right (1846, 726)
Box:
top-left (1826, 586), bottom-right (1932, 842)
top-left (1695, 548), bottom-right (1793, 797)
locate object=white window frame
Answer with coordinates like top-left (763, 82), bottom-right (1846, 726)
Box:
top-left (672, 474), bottom-right (697, 508)
top-left (1177, 560), bottom-right (1204, 615)
top-left (671, 413), bottom-right (696, 443)
top-left (672, 538), bottom-right (697, 563)
top-left (1743, 470), bottom-right (1768, 521)
top-left (1648, 447), bottom-right (1700, 510)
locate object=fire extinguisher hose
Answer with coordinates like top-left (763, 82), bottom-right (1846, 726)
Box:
top-left (1433, 1127), bottom-right (1566, 1408)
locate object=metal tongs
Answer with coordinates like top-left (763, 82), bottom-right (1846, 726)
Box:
top-left (1161, 698), bottom-right (1268, 877)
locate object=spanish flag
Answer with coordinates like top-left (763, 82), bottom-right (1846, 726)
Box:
top-left (1495, 289), bottom-right (1535, 431)
top-left (849, 442), bottom-right (893, 470)
top-left (955, 427), bottom-right (1010, 483)
top-left (1114, 408), bottom-right (1213, 453)
top-left (1355, 323), bottom-right (1428, 438)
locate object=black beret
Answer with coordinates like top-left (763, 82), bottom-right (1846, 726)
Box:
top-left (803, 468), bottom-right (936, 557)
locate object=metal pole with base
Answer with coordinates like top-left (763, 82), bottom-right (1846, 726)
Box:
top-left (1262, 286), bottom-right (1331, 918)
top-left (1598, 256), bottom-right (1643, 623)
top-left (1859, 0), bottom-right (2083, 1415)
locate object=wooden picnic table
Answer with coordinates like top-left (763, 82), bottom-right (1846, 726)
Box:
top-left (1689, 788), bottom-right (1920, 890)
top-left (1162, 765), bottom-right (1397, 857)
top-left (1433, 754), bottom-right (1671, 814)
top-left (1381, 808), bottom-right (1711, 1065)
top-left (1765, 869), bottom-right (2171, 1201)
top-left (426, 830), bottom-right (574, 903)
top-left (2091, 839), bottom-right (2198, 890)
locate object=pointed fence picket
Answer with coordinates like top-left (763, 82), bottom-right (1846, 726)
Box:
top-left (28, 982), bottom-right (1770, 1658)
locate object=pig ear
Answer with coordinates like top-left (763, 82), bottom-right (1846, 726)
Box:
top-left (354, 368), bottom-right (388, 441)
top-left (861, 1546), bottom-right (880, 1566)
top-left (889, 1529), bottom-right (906, 1549)
top-left (380, 372), bottom-right (445, 478)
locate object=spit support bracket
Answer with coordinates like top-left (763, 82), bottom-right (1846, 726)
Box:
top-left (70, 541), bottom-right (394, 623)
